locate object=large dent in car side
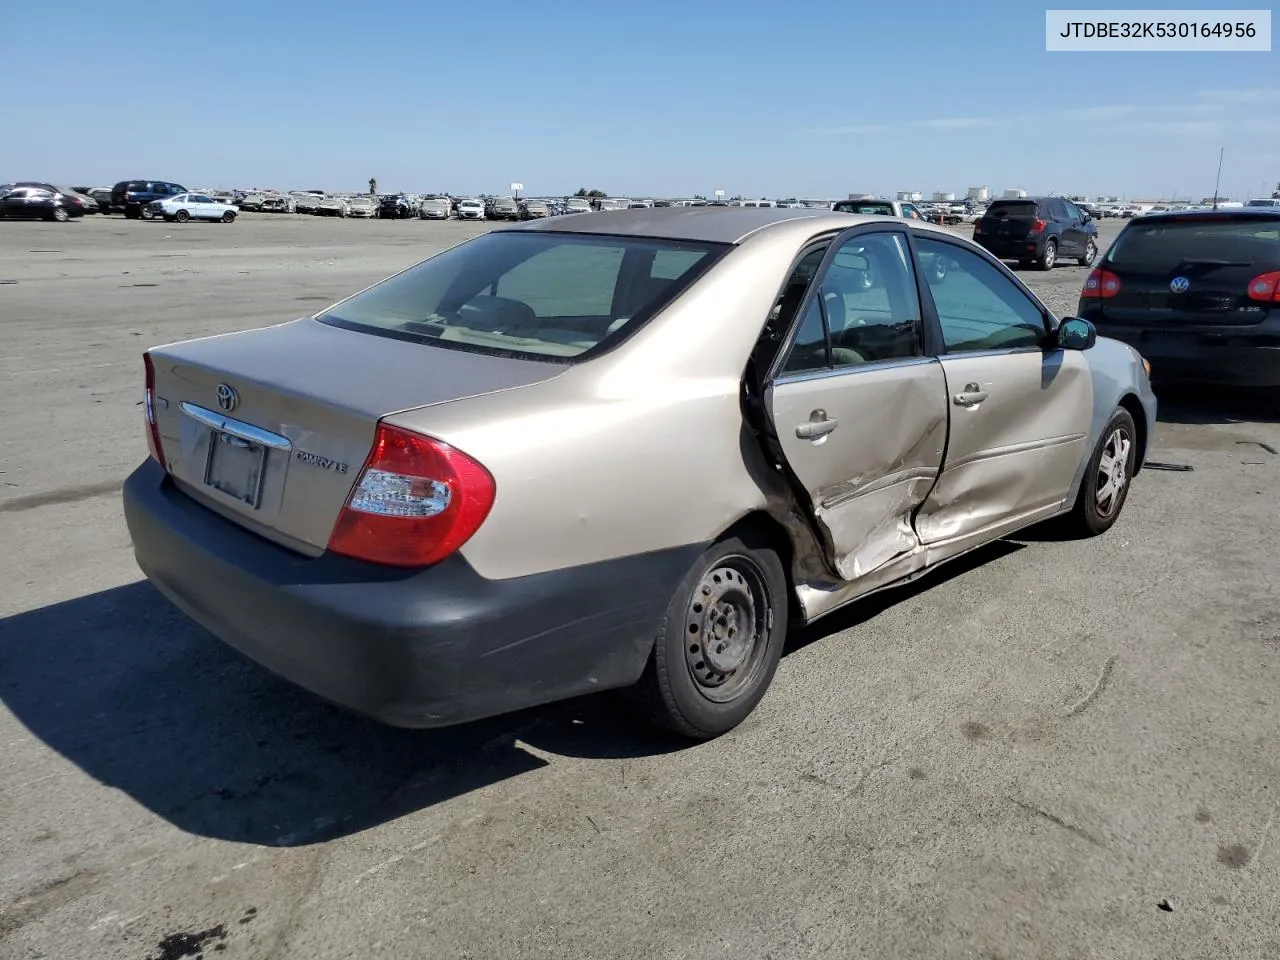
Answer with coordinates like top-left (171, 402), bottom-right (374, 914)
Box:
top-left (813, 375), bottom-right (947, 580)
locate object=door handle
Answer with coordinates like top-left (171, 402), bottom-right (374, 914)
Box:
top-left (952, 383), bottom-right (989, 407)
top-left (796, 409), bottom-right (839, 439)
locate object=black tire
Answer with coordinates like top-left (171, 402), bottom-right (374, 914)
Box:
top-left (1037, 239), bottom-right (1057, 270)
top-left (174, 209), bottom-right (189, 223)
top-left (221, 211), bottom-right (236, 223)
top-left (1078, 237), bottom-right (1098, 267)
top-left (1063, 407), bottom-right (1138, 537)
top-left (627, 533), bottom-right (788, 739)
top-left (139, 205), bottom-right (155, 220)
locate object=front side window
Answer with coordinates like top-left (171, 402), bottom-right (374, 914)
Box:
top-left (318, 232), bottom-right (725, 361)
top-left (915, 238), bottom-right (1046, 352)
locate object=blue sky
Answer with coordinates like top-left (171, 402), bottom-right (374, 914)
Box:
top-left (4, 0), bottom-right (1276, 199)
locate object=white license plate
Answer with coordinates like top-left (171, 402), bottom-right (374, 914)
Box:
top-left (204, 430), bottom-right (266, 507)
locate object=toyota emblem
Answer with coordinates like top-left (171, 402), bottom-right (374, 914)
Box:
top-left (215, 383), bottom-right (239, 412)
top-left (1169, 276), bottom-right (1190, 294)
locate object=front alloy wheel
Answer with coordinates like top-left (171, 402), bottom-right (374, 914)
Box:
top-left (1094, 426), bottom-right (1131, 519)
top-left (1063, 407), bottom-right (1138, 537)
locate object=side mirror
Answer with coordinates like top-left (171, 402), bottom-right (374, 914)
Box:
top-left (1057, 316), bottom-right (1097, 350)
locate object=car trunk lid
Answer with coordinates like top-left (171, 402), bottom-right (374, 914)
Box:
top-left (147, 317), bottom-right (565, 555)
top-left (976, 201), bottom-right (1041, 240)
top-left (1095, 218), bottom-right (1280, 326)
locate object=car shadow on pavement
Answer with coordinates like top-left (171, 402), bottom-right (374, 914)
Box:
top-left (1155, 384), bottom-right (1280, 425)
top-left (0, 581), bottom-right (681, 848)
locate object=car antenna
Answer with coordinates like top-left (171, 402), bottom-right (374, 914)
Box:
top-left (1211, 146), bottom-right (1224, 210)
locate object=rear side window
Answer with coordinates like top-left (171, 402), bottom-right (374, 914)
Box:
top-left (1106, 220), bottom-right (1280, 269)
top-left (318, 232), bottom-right (727, 361)
top-left (833, 202), bottom-right (894, 216)
top-left (985, 201), bottom-right (1038, 219)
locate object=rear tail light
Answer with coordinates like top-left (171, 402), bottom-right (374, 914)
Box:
top-left (143, 352), bottom-right (166, 466)
top-left (1246, 270), bottom-right (1280, 302)
top-left (1029, 219), bottom-right (1047, 234)
top-left (1082, 268), bottom-right (1122, 298)
top-left (327, 423), bottom-right (495, 567)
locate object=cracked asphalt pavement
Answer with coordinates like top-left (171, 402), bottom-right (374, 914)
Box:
top-left (2, 215), bottom-right (1278, 959)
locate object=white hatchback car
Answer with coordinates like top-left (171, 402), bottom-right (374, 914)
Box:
top-left (148, 193), bottom-right (239, 223)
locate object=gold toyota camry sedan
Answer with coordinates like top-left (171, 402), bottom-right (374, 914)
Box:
top-left (123, 208), bottom-right (1156, 739)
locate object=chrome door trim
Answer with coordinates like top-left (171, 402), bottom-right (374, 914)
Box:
top-left (773, 354), bottom-right (939, 387)
top-left (179, 401), bottom-right (292, 450)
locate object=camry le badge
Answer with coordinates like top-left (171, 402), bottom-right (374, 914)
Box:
top-left (215, 383), bottom-right (239, 412)
top-left (295, 450), bottom-right (349, 474)
top-left (1169, 277), bottom-right (1190, 294)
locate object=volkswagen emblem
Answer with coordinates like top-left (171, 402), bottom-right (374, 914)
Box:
top-left (1169, 276), bottom-right (1190, 294)
top-left (215, 383), bottom-right (239, 412)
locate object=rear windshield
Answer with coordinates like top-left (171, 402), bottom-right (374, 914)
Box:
top-left (833, 201), bottom-right (895, 216)
top-left (1106, 219), bottom-right (1280, 269)
top-left (318, 231), bottom-right (727, 361)
top-left (984, 201), bottom-right (1039, 218)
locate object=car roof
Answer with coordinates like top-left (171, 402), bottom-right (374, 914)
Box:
top-left (501, 206), bottom-right (920, 244)
top-left (1132, 208), bottom-right (1280, 224)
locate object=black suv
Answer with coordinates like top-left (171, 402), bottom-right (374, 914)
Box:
top-left (110, 180), bottom-right (188, 219)
top-left (973, 196), bottom-right (1099, 270)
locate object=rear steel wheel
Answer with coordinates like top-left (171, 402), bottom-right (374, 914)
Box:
top-left (222, 211), bottom-right (236, 223)
top-left (683, 560), bottom-right (772, 704)
top-left (628, 534), bottom-right (787, 739)
top-left (52, 206), bottom-right (69, 222)
top-left (1079, 237), bottom-right (1098, 267)
top-left (174, 209), bottom-right (189, 223)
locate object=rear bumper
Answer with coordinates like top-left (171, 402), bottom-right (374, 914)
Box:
top-left (123, 459), bottom-right (700, 728)
top-left (975, 235), bottom-right (1047, 261)
top-left (1091, 323), bottom-right (1280, 387)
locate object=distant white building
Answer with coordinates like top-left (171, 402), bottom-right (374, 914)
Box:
top-left (897, 190), bottom-right (923, 202)
top-left (1003, 188), bottom-right (1027, 200)
top-left (966, 186), bottom-right (989, 200)
top-left (932, 191), bottom-right (955, 202)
